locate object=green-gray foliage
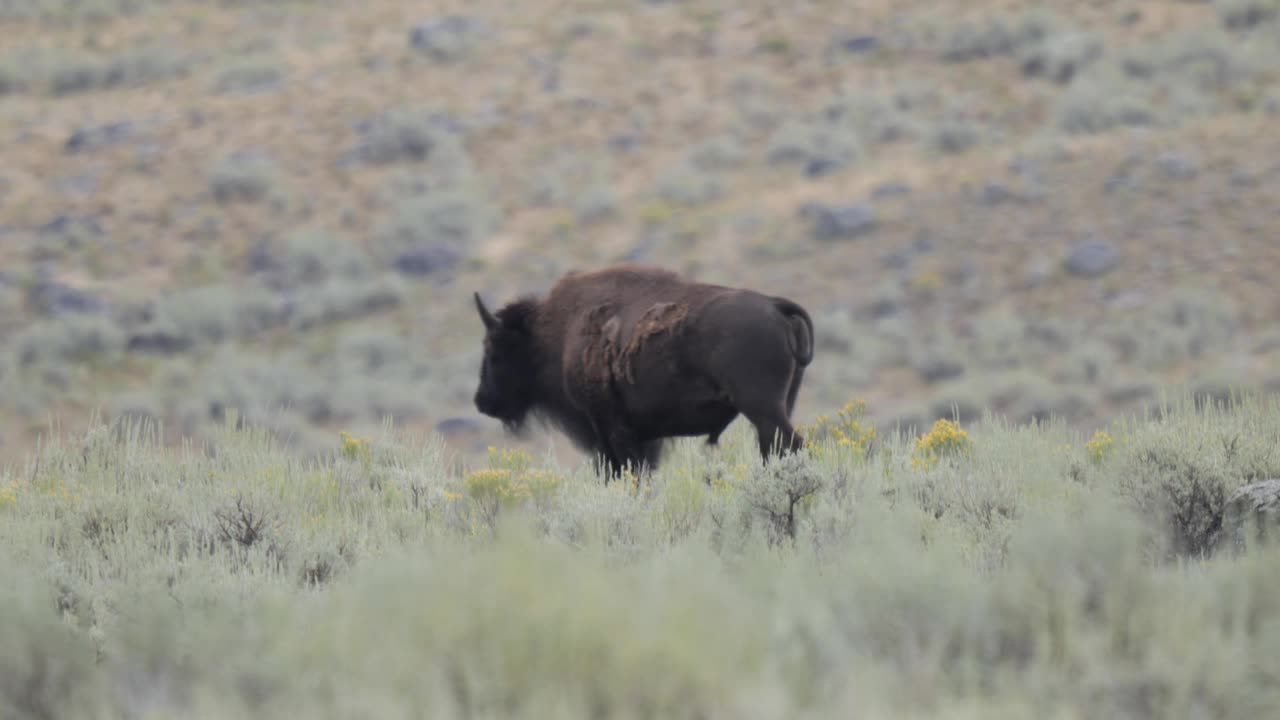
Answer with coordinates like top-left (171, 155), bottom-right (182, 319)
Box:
top-left (3, 392), bottom-right (1280, 717)
top-left (1101, 393), bottom-right (1280, 560)
top-left (1056, 23), bottom-right (1280, 134)
top-left (0, 43), bottom-right (191, 96)
top-left (10, 313), bottom-right (126, 370)
top-left (209, 153), bottom-right (280, 205)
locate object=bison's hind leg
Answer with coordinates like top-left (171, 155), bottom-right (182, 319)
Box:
top-left (785, 365), bottom-right (806, 419)
top-left (737, 397), bottom-right (806, 463)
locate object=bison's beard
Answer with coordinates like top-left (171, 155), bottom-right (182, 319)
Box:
top-left (498, 406), bottom-right (536, 438)
top-left (501, 417), bottom-right (530, 437)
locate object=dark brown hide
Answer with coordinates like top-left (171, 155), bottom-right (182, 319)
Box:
top-left (472, 264), bottom-right (815, 481)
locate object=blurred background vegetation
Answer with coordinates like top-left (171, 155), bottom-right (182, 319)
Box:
top-left (2, 0), bottom-right (1279, 465)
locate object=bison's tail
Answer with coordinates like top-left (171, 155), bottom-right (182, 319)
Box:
top-left (773, 298), bottom-right (815, 367)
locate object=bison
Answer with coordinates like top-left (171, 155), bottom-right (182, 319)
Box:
top-left (472, 264), bottom-right (815, 481)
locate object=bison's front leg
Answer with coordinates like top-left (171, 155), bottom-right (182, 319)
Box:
top-left (607, 425), bottom-right (652, 485)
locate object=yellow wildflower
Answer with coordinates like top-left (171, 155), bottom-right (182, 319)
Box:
top-left (1085, 430), bottom-right (1115, 464)
top-left (910, 418), bottom-right (972, 470)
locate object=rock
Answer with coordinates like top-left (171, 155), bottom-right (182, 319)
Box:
top-left (409, 16), bottom-right (491, 62)
top-left (1064, 240), bottom-right (1118, 277)
top-left (1104, 169), bottom-right (1136, 195)
top-left (1019, 32), bottom-right (1101, 84)
top-left (1105, 380), bottom-right (1156, 406)
top-left (1221, 3), bottom-right (1277, 30)
top-left (1217, 480), bottom-right (1280, 554)
top-left (881, 248), bottom-right (912, 270)
top-left (392, 246), bottom-right (461, 278)
top-left (933, 123), bottom-right (979, 154)
top-left (912, 231), bottom-right (936, 253)
top-left (127, 331), bottom-right (192, 355)
top-left (1230, 170), bottom-right (1258, 188)
top-left (834, 35), bottom-right (878, 55)
top-left (65, 121), bottom-right (136, 153)
top-left (213, 64), bottom-right (283, 95)
top-left (979, 183), bottom-right (1017, 206)
top-left (38, 212), bottom-right (104, 241)
top-left (53, 173), bottom-right (98, 196)
top-left (871, 182), bottom-right (911, 199)
top-left (863, 296), bottom-right (899, 320)
top-left (929, 396), bottom-right (983, 425)
top-left (436, 417), bottom-right (483, 437)
top-left (1156, 152), bottom-right (1198, 181)
top-left (1013, 388), bottom-right (1090, 426)
top-left (804, 157), bottom-right (844, 178)
top-left (915, 358), bottom-right (966, 384)
top-left (210, 153), bottom-right (275, 204)
top-left (1023, 256), bottom-right (1055, 288)
top-left (607, 134), bottom-right (641, 154)
top-left (1105, 289), bottom-right (1147, 310)
top-left (800, 202), bottom-right (878, 242)
top-left (244, 241), bottom-right (281, 276)
top-left (28, 278), bottom-right (104, 316)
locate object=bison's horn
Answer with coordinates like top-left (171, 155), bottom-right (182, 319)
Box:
top-left (474, 292), bottom-right (498, 330)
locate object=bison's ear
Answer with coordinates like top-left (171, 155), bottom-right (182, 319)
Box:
top-left (474, 292), bottom-right (498, 331)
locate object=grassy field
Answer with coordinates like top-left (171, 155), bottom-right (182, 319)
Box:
top-left (3, 392), bottom-right (1280, 717)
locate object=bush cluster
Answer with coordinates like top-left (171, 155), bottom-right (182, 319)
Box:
top-left (2, 392), bottom-right (1280, 716)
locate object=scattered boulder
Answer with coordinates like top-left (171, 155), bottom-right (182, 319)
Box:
top-left (1105, 378), bottom-right (1156, 406)
top-left (607, 134), bottom-right (642, 154)
top-left (1022, 256), bottom-right (1055, 289)
top-left (804, 157), bottom-right (843, 178)
top-left (1220, 2), bottom-right (1278, 30)
top-left (978, 183), bottom-right (1018, 206)
top-left (39, 213), bottom-right (99, 236)
top-left (1064, 240), bottom-right (1119, 277)
top-left (392, 246), bottom-right (461, 278)
top-left (347, 111), bottom-right (456, 165)
top-left (436, 417), bottom-right (483, 438)
top-left (409, 16), bottom-right (492, 62)
top-left (212, 62), bottom-right (283, 95)
top-left (1019, 32), bottom-right (1101, 84)
top-left (28, 213), bottom-right (107, 261)
top-left (125, 327), bottom-right (192, 356)
top-left (799, 202), bottom-right (878, 242)
top-left (915, 357), bottom-right (966, 384)
top-left (1156, 152), bottom-right (1198, 182)
top-left (880, 248), bottom-right (912, 270)
top-left (210, 153), bottom-right (275, 204)
top-left (929, 395), bottom-right (983, 426)
top-left (27, 278), bottom-right (104, 316)
top-left (1217, 480), bottom-right (1280, 554)
top-left (65, 120), bottom-right (136, 153)
top-left (871, 182), bottom-right (912, 199)
top-left (53, 173), bottom-right (99, 197)
top-left (833, 34), bottom-right (879, 55)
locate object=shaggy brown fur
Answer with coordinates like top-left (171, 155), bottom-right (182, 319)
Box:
top-left (472, 263), bottom-right (815, 481)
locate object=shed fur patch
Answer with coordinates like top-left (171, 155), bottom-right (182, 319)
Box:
top-left (617, 301), bottom-right (689, 384)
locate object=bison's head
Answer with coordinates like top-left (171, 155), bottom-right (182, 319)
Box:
top-left (473, 292), bottom-right (538, 431)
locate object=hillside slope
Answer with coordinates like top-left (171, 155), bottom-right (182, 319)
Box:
top-left (1, 0), bottom-right (1279, 465)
